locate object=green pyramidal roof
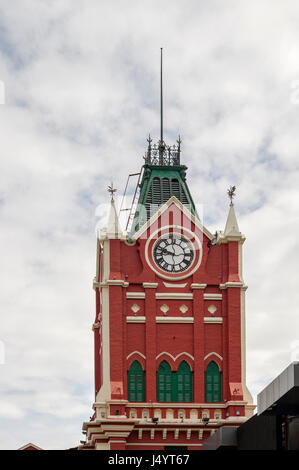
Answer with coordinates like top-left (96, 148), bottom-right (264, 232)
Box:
top-left (130, 138), bottom-right (197, 234)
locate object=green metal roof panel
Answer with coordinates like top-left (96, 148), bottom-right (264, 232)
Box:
top-left (131, 164), bottom-right (197, 234)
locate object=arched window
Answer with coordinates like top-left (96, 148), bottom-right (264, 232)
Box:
top-left (128, 361), bottom-right (145, 402)
top-left (157, 360), bottom-right (193, 402)
top-left (157, 361), bottom-right (172, 402)
top-left (177, 361), bottom-right (193, 402)
top-left (205, 361), bottom-right (222, 403)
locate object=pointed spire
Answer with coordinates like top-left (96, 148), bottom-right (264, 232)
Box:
top-left (106, 197), bottom-right (122, 239)
top-left (223, 201), bottom-right (241, 237)
top-left (223, 185), bottom-right (241, 237)
top-left (103, 184), bottom-right (122, 239)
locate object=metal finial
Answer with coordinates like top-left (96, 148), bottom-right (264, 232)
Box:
top-left (227, 185), bottom-right (236, 203)
top-left (108, 182), bottom-right (117, 201)
top-left (160, 47), bottom-right (163, 145)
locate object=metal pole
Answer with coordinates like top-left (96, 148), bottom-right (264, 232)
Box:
top-left (160, 47), bottom-right (163, 144)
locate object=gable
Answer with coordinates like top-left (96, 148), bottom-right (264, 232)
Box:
top-left (131, 196), bottom-right (214, 242)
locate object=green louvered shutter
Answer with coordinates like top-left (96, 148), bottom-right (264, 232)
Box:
top-left (205, 361), bottom-right (222, 403)
top-left (176, 361), bottom-right (193, 402)
top-left (128, 361), bottom-right (145, 402)
top-left (157, 361), bottom-right (173, 402)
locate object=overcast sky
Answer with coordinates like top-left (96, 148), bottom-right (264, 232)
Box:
top-left (1, 0), bottom-right (299, 449)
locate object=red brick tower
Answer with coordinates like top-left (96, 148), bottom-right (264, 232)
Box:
top-left (81, 138), bottom-right (254, 450)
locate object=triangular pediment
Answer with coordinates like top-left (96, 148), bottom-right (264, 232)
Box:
top-left (131, 196), bottom-right (214, 241)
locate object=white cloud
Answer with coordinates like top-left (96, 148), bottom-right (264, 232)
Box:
top-left (1, 0), bottom-right (299, 448)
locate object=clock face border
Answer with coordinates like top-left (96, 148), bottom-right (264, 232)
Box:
top-left (152, 233), bottom-right (195, 274)
top-left (145, 225), bottom-right (203, 281)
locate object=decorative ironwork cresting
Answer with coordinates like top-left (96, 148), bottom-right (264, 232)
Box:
top-left (144, 134), bottom-right (181, 166)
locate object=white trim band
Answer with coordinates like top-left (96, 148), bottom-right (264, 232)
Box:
top-left (156, 316), bottom-right (194, 323)
top-left (204, 294), bottom-right (222, 300)
top-left (204, 317), bottom-right (223, 324)
top-left (156, 293), bottom-right (193, 300)
top-left (126, 292), bottom-right (146, 299)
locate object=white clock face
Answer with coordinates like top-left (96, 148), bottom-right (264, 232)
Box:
top-left (153, 234), bottom-right (194, 273)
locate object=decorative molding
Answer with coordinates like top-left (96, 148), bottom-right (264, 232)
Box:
top-left (207, 305), bottom-right (217, 315)
top-left (126, 316), bottom-right (146, 323)
top-left (131, 304), bottom-right (141, 314)
top-left (123, 401), bottom-right (241, 408)
top-left (156, 351), bottom-right (194, 362)
top-left (96, 240), bottom-right (111, 402)
top-left (204, 352), bottom-right (223, 361)
top-left (219, 282), bottom-right (244, 289)
top-left (163, 282), bottom-right (187, 288)
top-left (127, 351), bottom-right (146, 360)
top-left (156, 293), bottom-right (193, 300)
top-left (126, 443), bottom-right (203, 447)
top-left (204, 293), bottom-right (222, 300)
top-left (179, 304), bottom-right (188, 314)
top-left (156, 316), bottom-right (194, 323)
top-left (131, 196), bottom-right (214, 242)
top-left (126, 292), bottom-right (146, 299)
top-left (145, 225), bottom-right (203, 281)
top-left (143, 282), bottom-right (158, 288)
top-left (160, 304), bottom-right (169, 314)
top-left (190, 283), bottom-right (207, 290)
top-left (204, 317), bottom-right (223, 324)
top-left (97, 280), bottom-right (129, 288)
top-left (106, 280), bottom-right (129, 287)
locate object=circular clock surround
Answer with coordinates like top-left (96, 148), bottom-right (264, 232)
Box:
top-left (153, 233), bottom-right (195, 273)
top-left (145, 226), bottom-right (203, 281)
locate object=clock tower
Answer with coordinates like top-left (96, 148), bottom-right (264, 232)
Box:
top-left (80, 136), bottom-right (255, 450)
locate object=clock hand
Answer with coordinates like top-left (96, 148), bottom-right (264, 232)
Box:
top-left (161, 248), bottom-right (177, 257)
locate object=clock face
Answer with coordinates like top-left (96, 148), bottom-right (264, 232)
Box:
top-left (153, 234), bottom-right (194, 273)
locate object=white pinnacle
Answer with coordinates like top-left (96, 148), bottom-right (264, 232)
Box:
top-left (106, 198), bottom-right (122, 239)
top-left (223, 202), bottom-right (241, 237)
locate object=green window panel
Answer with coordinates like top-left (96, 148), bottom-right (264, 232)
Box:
top-left (157, 360), bottom-right (193, 403)
top-left (205, 361), bottom-right (222, 403)
top-left (128, 361), bottom-right (145, 402)
top-left (157, 361), bottom-right (173, 402)
top-left (176, 361), bottom-right (193, 402)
